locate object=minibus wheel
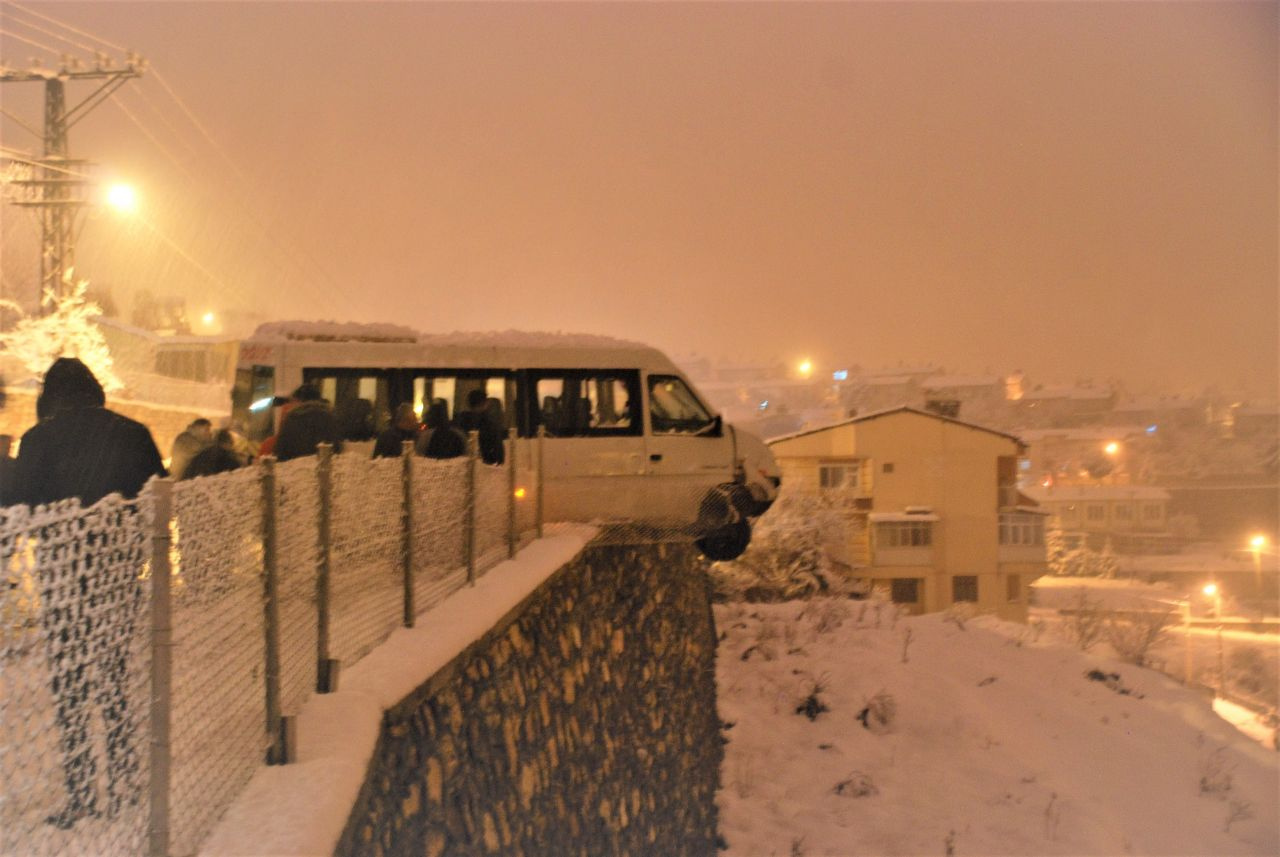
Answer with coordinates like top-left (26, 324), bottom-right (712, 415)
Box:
top-left (697, 519), bottom-right (752, 561)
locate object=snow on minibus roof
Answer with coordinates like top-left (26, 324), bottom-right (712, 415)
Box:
top-left (250, 320), bottom-right (650, 351)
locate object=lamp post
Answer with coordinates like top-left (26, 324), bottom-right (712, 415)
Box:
top-left (1202, 582), bottom-right (1222, 620)
top-left (1249, 534), bottom-right (1266, 593)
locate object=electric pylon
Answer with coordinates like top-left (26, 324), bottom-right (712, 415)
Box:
top-left (1, 51), bottom-right (144, 311)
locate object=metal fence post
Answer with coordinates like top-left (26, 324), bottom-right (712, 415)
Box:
top-left (535, 425), bottom-right (546, 539)
top-left (260, 458), bottom-right (286, 764)
top-left (148, 479), bottom-right (174, 857)
top-left (401, 439), bottom-right (416, 627)
top-left (506, 427), bottom-right (518, 558)
top-left (466, 430), bottom-right (478, 584)
top-left (315, 445), bottom-right (334, 693)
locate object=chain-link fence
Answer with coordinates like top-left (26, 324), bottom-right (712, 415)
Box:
top-left (1, 496), bottom-right (153, 857)
top-left (1, 428), bottom-right (739, 856)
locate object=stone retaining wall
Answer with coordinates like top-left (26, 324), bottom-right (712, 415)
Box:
top-left (336, 541), bottom-right (722, 857)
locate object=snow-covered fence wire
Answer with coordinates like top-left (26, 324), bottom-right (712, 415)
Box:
top-left (168, 469), bottom-right (264, 857)
top-left (0, 495), bottom-right (153, 857)
top-left (328, 452), bottom-right (403, 667)
top-left (0, 429), bottom-right (741, 855)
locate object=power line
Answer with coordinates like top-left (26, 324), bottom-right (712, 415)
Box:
top-left (0, 26), bottom-right (60, 56)
top-left (2, 6), bottom-right (97, 54)
top-left (5, 1), bottom-right (127, 54)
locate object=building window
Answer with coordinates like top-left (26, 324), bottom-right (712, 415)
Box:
top-left (882, 462), bottom-right (895, 474)
top-left (876, 521), bottom-right (932, 548)
top-left (952, 575), bottom-right (978, 603)
top-left (999, 513), bottom-right (1045, 546)
top-left (1143, 504), bottom-right (1162, 520)
top-left (1006, 574), bottom-right (1022, 603)
top-left (891, 578), bottom-right (920, 604)
top-left (818, 461), bottom-right (860, 492)
top-left (1086, 504), bottom-right (1105, 522)
top-left (1115, 504), bottom-right (1132, 521)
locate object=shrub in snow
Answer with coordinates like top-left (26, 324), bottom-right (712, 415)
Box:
top-left (1226, 645), bottom-right (1276, 701)
top-left (797, 596), bottom-right (851, 634)
top-left (857, 689), bottom-right (896, 733)
top-left (708, 491), bottom-right (865, 602)
top-left (1197, 746), bottom-right (1235, 798)
top-left (794, 676), bottom-right (830, 721)
top-left (943, 601), bottom-right (976, 630)
top-left (1224, 798), bottom-right (1254, 833)
top-left (1061, 589), bottom-right (1107, 652)
top-left (900, 627), bottom-right (914, 663)
top-left (833, 771), bottom-right (878, 798)
top-left (0, 275), bottom-right (123, 393)
top-left (1105, 609), bottom-right (1174, 667)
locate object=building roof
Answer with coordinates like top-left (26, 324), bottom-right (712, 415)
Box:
top-left (767, 405), bottom-right (1024, 446)
top-left (920, 374), bottom-right (1003, 389)
top-left (1024, 485), bottom-right (1171, 502)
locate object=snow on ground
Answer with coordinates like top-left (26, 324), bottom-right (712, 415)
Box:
top-left (199, 525), bottom-right (594, 857)
top-left (715, 601), bottom-right (1279, 857)
top-left (1031, 575), bottom-right (1182, 611)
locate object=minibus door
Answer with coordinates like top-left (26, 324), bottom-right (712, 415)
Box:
top-left (643, 374), bottom-right (734, 527)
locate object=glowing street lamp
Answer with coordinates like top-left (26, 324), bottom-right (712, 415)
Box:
top-left (1202, 582), bottom-right (1222, 619)
top-left (798, 359), bottom-right (813, 379)
top-left (1103, 441), bottom-right (1120, 457)
top-left (1248, 534), bottom-right (1267, 591)
top-left (105, 182), bottom-right (138, 214)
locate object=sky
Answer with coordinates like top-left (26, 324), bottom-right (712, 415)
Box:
top-left (1, 1), bottom-right (1276, 396)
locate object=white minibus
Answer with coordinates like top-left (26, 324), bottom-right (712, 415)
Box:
top-left (231, 322), bottom-right (780, 559)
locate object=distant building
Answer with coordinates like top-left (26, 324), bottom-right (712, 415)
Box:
top-left (1230, 402), bottom-right (1280, 440)
top-left (1016, 384), bottom-right (1115, 426)
top-left (769, 406), bottom-right (1047, 621)
top-left (1023, 484), bottom-right (1173, 553)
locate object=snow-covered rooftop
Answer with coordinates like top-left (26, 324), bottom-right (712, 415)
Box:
top-left (250, 320), bottom-right (650, 351)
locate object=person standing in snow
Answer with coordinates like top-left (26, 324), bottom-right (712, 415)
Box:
top-left (273, 383), bottom-right (343, 461)
top-left (169, 417), bottom-right (213, 480)
top-left (372, 403), bottom-right (421, 458)
top-left (9, 357), bottom-right (166, 829)
top-left (454, 388), bottom-right (505, 465)
top-left (416, 399), bottom-right (466, 459)
top-left (181, 428), bottom-right (246, 479)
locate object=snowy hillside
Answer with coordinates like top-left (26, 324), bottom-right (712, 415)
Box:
top-left (714, 601), bottom-right (1278, 856)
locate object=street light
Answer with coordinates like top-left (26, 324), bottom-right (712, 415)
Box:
top-left (1104, 441), bottom-right (1120, 457)
top-left (1249, 534), bottom-right (1267, 592)
top-left (105, 182), bottom-right (138, 214)
top-left (798, 359), bottom-right (813, 379)
top-left (1202, 582), bottom-right (1222, 619)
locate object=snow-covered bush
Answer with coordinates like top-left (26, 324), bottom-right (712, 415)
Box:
top-left (0, 275), bottom-right (123, 392)
top-left (1061, 589), bottom-right (1108, 652)
top-left (857, 689), bottom-right (896, 733)
top-left (708, 490), bottom-right (865, 602)
top-left (1106, 609), bottom-right (1174, 667)
top-left (833, 771), bottom-right (878, 798)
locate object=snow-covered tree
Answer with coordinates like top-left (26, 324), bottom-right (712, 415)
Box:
top-left (0, 272), bottom-right (123, 392)
top-left (709, 490), bottom-right (865, 601)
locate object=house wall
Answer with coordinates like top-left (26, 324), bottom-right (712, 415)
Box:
top-left (335, 541), bottom-right (722, 857)
top-left (772, 410), bottom-right (1047, 620)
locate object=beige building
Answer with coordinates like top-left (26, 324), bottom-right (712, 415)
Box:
top-left (768, 406), bottom-right (1048, 621)
top-left (1022, 484), bottom-right (1172, 553)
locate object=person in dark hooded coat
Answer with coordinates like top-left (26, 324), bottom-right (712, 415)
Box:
top-left (12, 357), bottom-right (166, 507)
top-left (273, 383), bottom-right (344, 462)
top-left (10, 357), bottom-right (166, 829)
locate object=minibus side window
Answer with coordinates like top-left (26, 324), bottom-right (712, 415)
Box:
top-left (531, 371), bottom-right (641, 437)
top-left (303, 370), bottom-right (390, 440)
top-left (648, 375), bottom-right (717, 435)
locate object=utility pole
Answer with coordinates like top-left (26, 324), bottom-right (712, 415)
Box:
top-left (1, 52), bottom-right (144, 312)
